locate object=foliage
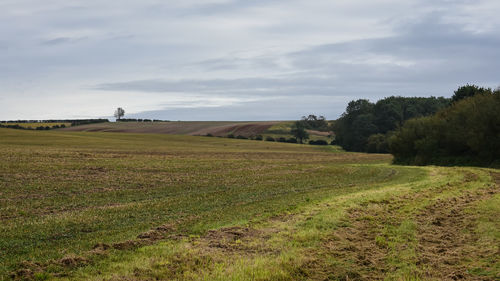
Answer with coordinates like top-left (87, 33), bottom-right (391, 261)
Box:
top-left (290, 121), bottom-right (310, 144)
top-left (309, 139), bottom-right (329, 145)
top-left (333, 96), bottom-right (450, 152)
top-left (452, 84), bottom-right (492, 102)
top-left (389, 89), bottom-right (500, 166)
top-left (366, 133), bottom-right (390, 153)
top-left (265, 136), bottom-right (275, 142)
top-left (299, 114), bottom-right (329, 131)
top-left (0, 120), bottom-right (108, 130)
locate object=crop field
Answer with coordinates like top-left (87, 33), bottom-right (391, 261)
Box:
top-left (0, 123), bottom-right (71, 129)
top-left (60, 121), bottom-right (278, 137)
top-left (59, 121), bottom-right (333, 142)
top-left (0, 128), bottom-right (498, 280)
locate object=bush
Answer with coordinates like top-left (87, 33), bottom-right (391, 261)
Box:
top-left (205, 133), bottom-right (213, 137)
top-left (254, 135), bottom-right (263, 141)
top-left (227, 134), bottom-right (235, 139)
top-left (330, 139), bottom-right (336, 145)
top-left (277, 137), bottom-right (287, 142)
top-left (265, 136), bottom-right (275, 142)
top-left (236, 135), bottom-right (248, 139)
top-left (286, 138), bottom-right (298, 143)
top-left (365, 133), bottom-right (389, 153)
top-left (309, 139), bottom-right (328, 145)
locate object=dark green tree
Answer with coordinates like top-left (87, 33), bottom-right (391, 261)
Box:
top-left (333, 97), bottom-right (449, 152)
top-left (290, 121), bottom-right (309, 144)
top-left (452, 84), bottom-right (491, 102)
top-left (300, 115), bottom-right (328, 131)
top-left (389, 89), bottom-right (500, 166)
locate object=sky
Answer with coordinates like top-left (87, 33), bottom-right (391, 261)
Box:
top-left (1, 0), bottom-right (499, 120)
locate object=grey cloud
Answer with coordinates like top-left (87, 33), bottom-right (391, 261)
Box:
top-left (1, 0), bottom-right (499, 120)
top-left (126, 95), bottom-right (346, 121)
top-left (42, 37), bottom-right (86, 45)
top-left (96, 15), bottom-right (499, 108)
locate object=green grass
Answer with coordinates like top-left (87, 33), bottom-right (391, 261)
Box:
top-left (0, 128), bottom-right (390, 279)
top-left (0, 128), bottom-right (498, 280)
top-left (262, 121), bottom-right (333, 142)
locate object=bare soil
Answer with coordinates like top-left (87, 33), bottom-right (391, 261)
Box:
top-left (61, 121), bottom-right (280, 137)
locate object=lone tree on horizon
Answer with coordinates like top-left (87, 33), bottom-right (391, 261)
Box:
top-left (114, 107), bottom-right (125, 120)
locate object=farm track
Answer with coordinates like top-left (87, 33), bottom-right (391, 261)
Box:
top-left (415, 173), bottom-right (499, 280)
top-left (305, 169), bottom-right (499, 280)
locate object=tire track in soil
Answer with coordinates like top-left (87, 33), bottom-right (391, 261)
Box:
top-left (303, 199), bottom-right (405, 280)
top-left (415, 172), bottom-right (499, 281)
top-left (304, 170), bottom-right (499, 281)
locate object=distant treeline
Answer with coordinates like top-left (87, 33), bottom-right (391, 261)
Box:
top-left (0, 119), bottom-right (109, 125)
top-left (390, 86), bottom-right (499, 166)
top-left (333, 96), bottom-right (450, 153)
top-left (0, 119), bottom-right (109, 130)
top-left (0, 123), bottom-right (67, 130)
top-left (116, 118), bottom-right (170, 122)
top-left (207, 134), bottom-right (333, 145)
top-left (70, 119), bottom-right (110, 126)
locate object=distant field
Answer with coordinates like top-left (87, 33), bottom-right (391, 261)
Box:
top-left (0, 128), bottom-right (498, 280)
top-left (59, 121), bottom-right (278, 136)
top-left (0, 122), bottom-right (71, 129)
top-left (60, 121), bottom-right (333, 141)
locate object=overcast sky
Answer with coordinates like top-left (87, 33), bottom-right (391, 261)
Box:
top-left (1, 0), bottom-right (499, 120)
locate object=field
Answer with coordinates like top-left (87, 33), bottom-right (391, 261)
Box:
top-left (0, 128), bottom-right (498, 280)
top-left (59, 121), bottom-right (278, 136)
top-left (0, 123), bottom-right (71, 129)
top-left (59, 121), bottom-right (333, 141)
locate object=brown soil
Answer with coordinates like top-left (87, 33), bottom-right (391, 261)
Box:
top-left (306, 129), bottom-right (332, 137)
top-left (60, 121), bottom-right (280, 137)
top-left (10, 255), bottom-right (88, 280)
top-left (305, 199), bottom-right (399, 280)
top-left (198, 226), bottom-right (276, 254)
top-left (57, 255), bottom-right (88, 267)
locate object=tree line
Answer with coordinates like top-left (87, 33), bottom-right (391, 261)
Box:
top-left (332, 96), bottom-right (450, 153)
top-left (333, 84), bottom-right (499, 166)
top-left (389, 86), bottom-right (499, 166)
top-left (0, 119), bottom-right (109, 124)
top-left (0, 119), bottom-right (109, 130)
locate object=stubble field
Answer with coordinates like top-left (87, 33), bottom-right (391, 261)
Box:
top-left (0, 128), bottom-right (498, 280)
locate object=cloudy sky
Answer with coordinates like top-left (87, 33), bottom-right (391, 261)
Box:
top-left (1, 0), bottom-right (499, 120)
